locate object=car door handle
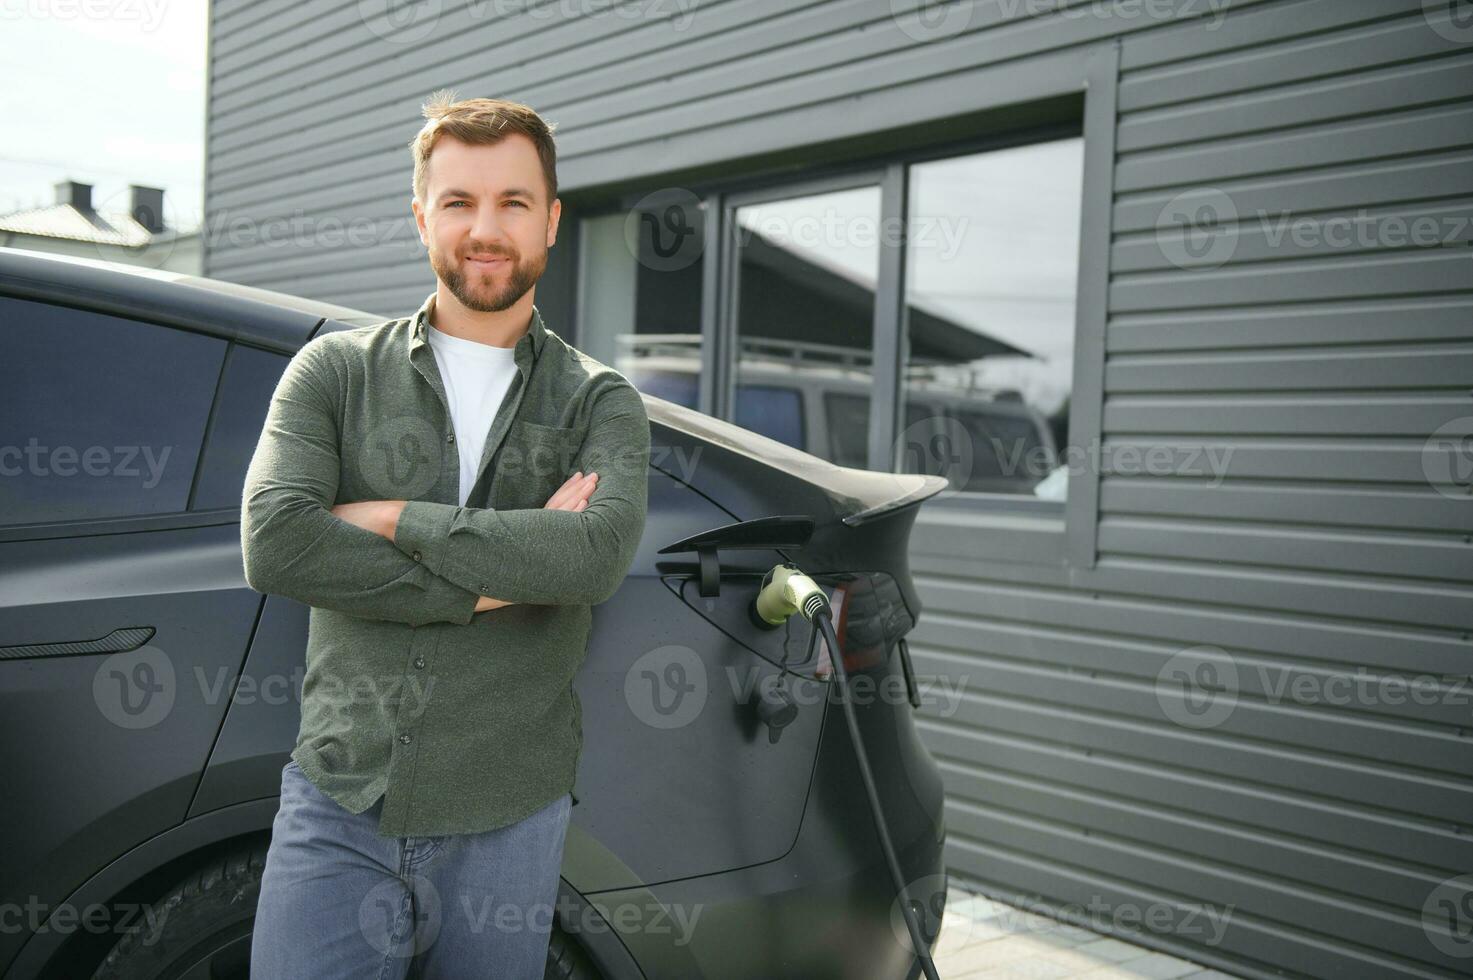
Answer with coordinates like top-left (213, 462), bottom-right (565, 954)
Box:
top-left (0, 626), bottom-right (156, 661)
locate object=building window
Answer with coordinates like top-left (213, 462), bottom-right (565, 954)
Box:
top-left (900, 136), bottom-right (1085, 499)
top-left (577, 191), bottom-right (707, 407)
top-left (575, 132), bottom-right (1086, 505)
top-left (729, 184), bottom-right (881, 465)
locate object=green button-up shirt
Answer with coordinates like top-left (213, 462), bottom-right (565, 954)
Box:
top-left (241, 291), bottom-right (650, 837)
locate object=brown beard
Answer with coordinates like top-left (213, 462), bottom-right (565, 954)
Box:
top-left (430, 242), bottom-right (547, 313)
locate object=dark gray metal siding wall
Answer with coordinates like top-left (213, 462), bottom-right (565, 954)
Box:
top-left (204, 1), bottom-right (1473, 977)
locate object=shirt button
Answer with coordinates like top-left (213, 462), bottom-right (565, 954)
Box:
top-left (446, 433), bottom-right (455, 444)
top-left (480, 584), bottom-right (490, 594)
top-left (414, 657), bottom-right (426, 669)
top-left (399, 733), bottom-right (412, 745)
top-left (412, 550), bottom-right (422, 562)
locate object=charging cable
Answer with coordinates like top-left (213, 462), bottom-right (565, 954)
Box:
top-left (753, 564), bottom-right (943, 980)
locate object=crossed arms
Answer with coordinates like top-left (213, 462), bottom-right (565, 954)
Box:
top-left (240, 335), bottom-right (650, 627)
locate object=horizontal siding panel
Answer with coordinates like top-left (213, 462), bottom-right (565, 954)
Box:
top-left (1096, 516), bottom-right (1472, 581)
top-left (1096, 553), bottom-right (1470, 631)
top-left (204, 226), bottom-right (422, 285)
top-left (917, 613), bottom-right (1473, 736)
top-left (1103, 393), bottom-right (1470, 435)
top-left (1096, 437), bottom-right (1436, 483)
top-left (212, 0), bottom-right (823, 129)
top-left (1114, 103), bottom-right (1473, 193)
top-left (1098, 478), bottom-right (1473, 534)
top-left (919, 723), bottom-right (1473, 872)
top-left (910, 573), bottom-right (1470, 682)
top-left (946, 803), bottom-right (1457, 973)
top-left (910, 509), bottom-right (1066, 565)
top-left (936, 759), bottom-right (1452, 913)
top-left (1118, 9), bottom-right (1465, 112)
top-left (1117, 53), bottom-right (1473, 153)
top-left (1111, 198), bottom-right (1473, 272)
top-left (1105, 344), bottom-right (1473, 392)
top-left (919, 634), bottom-right (1471, 776)
top-left (948, 839), bottom-right (1452, 979)
top-left (919, 550), bottom-right (1471, 634)
top-left (930, 687), bottom-right (1472, 835)
top-left (1112, 150), bottom-right (1473, 234)
top-left (1106, 297), bottom-right (1473, 352)
top-left (1109, 251), bottom-right (1473, 313)
top-left (1117, 0), bottom-right (1422, 71)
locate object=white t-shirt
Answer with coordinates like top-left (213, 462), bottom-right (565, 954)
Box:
top-left (425, 323), bottom-right (519, 506)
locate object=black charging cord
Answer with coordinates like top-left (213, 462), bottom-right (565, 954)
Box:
top-left (813, 609), bottom-right (942, 980)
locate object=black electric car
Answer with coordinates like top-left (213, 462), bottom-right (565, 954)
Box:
top-left (0, 246), bottom-right (949, 980)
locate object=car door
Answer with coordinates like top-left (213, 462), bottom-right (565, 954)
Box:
top-left (0, 296), bottom-right (265, 975)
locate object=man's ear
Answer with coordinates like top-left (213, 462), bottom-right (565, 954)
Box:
top-left (412, 196), bottom-right (428, 247)
top-left (547, 197), bottom-right (561, 248)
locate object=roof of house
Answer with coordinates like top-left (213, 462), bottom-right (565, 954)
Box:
top-left (0, 202), bottom-right (198, 247)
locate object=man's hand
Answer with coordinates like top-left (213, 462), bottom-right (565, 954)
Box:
top-left (332, 471), bottom-right (600, 614)
top-left (471, 471), bottom-right (598, 612)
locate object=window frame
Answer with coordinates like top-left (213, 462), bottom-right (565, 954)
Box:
top-left (574, 42), bottom-right (1120, 570)
top-left (0, 295), bottom-right (246, 542)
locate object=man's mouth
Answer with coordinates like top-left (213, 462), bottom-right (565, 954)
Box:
top-left (466, 255), bottom-right (510, 269)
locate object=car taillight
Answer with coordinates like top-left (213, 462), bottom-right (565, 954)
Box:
top-left (813, 577), bottom-right (889, 680)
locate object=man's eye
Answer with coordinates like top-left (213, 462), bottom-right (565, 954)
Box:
top-left (507, 201), bottom-right (528, 208)
top-left (447, 201), bottom-right (468, 208)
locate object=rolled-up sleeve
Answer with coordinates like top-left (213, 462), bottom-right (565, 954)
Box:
top-left (240, 335), bottom-right (482, 627)
top-left (393, 380), bottom-right (650, 606)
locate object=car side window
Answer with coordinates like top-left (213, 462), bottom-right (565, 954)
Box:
top-left (192, 345), bottom-right (290, 511)
top-left (825, 392), bottom-right (868, 468)
top-left (734, 384), bottom-right (804, 450)
top-left (0, 295), bottom-right (225, 526)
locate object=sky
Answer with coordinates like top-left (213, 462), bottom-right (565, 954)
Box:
top-left (0, 0), bottom-right (207, 229)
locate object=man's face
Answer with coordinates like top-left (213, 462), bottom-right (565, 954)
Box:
top-left (412, 133), bottom-right (560, 313)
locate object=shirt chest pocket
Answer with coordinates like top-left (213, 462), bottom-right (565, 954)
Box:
top-left (491, 419), bottom-right (584, 509)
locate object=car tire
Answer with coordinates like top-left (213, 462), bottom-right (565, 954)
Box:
top-left (91, 841), bottom-right (265, 980)
top-left (90, 840), bottom-right (605, 980)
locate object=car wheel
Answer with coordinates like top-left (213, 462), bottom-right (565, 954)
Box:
top-left (91, 842), bottom-right (265, 980)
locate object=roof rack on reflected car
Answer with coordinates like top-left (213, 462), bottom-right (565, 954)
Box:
top-left (615, 333), bottom-right (1026, 403)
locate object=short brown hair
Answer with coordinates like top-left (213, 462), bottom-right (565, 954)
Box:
top-left (409, 89), bottom-right (559, 207)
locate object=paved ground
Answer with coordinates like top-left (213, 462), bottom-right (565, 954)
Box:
top-left (931, 885), bottom-right (1245, 980)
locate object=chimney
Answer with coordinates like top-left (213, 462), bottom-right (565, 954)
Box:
top-left (55, 179), bottom-right (93, 212)
top-left (130, 185), bottom-right (166, 234)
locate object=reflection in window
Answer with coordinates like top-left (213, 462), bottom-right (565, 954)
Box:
top-left (578, 193), bottom-right (707, 408)
top-left (733, 186), bottom-right (881, 465)
top-left (735, 384), bottom-right (804, 450)
top-left (901, 136), bottom-right (1084, 498)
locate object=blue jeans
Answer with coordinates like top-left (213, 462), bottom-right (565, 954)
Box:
top-left (251, 759), bottom-right (573, 980)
